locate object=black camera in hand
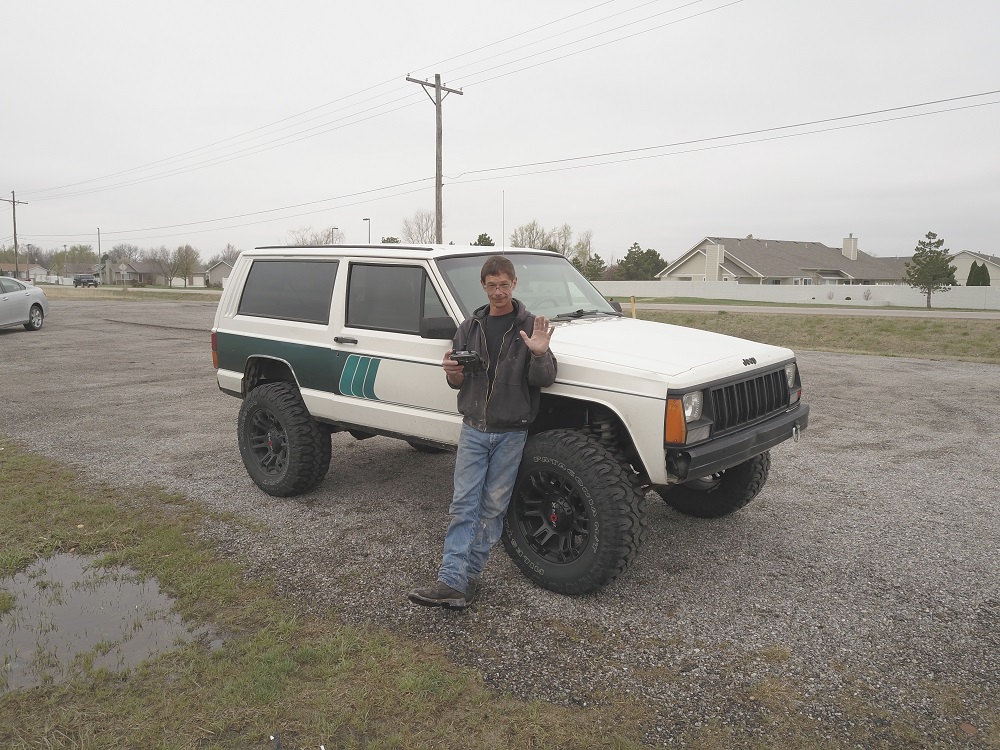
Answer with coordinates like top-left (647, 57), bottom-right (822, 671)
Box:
top-left (451, 350), bottom-right (485, 375)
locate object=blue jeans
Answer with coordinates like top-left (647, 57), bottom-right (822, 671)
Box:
top-left (438, 424), bottom-right (528, 592)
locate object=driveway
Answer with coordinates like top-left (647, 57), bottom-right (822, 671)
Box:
top-left (3, 299), bottom-right (998, 747)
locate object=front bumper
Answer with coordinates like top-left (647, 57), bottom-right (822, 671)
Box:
top-left (666, 403), bottom-right (809, 481)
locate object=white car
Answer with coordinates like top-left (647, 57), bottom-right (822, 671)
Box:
top-left (0, 277), bottom-right (48, 331)
top-left (211, 245), bottom-right (809, 594)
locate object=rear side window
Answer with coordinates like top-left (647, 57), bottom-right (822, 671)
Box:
top-left (347, 264), bottom-right (447, 334)
top-left (0, 278), bottom-right (25, 293)
top-left (237, 260), bottom-right (338, 324)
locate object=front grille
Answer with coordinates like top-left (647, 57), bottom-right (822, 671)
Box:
top-left (710, 369), bottom-right (789, 434)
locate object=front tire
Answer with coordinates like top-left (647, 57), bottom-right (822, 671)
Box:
top-left (24, 304), bottom-right (44, 331)
top-left (237, 382), bottom-right (331, 497)
top-left (653, 451), bottom-right (770, 518)
top-left (502, 429), bottom-right (647, 595)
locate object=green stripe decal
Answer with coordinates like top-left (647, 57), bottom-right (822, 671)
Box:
top-left (341, 355), bottom-right (381, 400)
top-left (362, 358), bottom-right (380, 399)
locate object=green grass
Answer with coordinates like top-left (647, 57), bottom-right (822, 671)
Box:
top-left (638, 310), bottom-right (1000, 363)
top-left (0, 439), bottom-right (645, 749)
top-left (39, 285), bottom-right (221, 303)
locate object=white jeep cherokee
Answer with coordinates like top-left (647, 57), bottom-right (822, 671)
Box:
top-left (211, 244), bottom-right (809, 594)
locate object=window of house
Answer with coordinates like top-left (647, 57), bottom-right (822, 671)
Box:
top-left (793, 279), bottom-right (800, 285)
top-left (770, 279), bottom-right (781, 285)
top-left (347, 263), bottom-right (447, 334)
top-left (802, 278), bottom-right (813, 286)
top-left (237, 259), bottom-right (339, 324)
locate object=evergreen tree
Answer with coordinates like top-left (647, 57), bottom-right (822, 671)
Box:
top-left (966, 261), bottom-right (980, 286)
top-left (614, 243), bottom-right (665, 280)
top-left (472, 233), bottom-right (495, 246)
top-left (903, 231), bottom-right (957, 308)
top-left (981, 263), bottom-right (991, 286)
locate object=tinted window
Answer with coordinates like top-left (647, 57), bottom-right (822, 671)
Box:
top-left (237, 260), bottom-right (338, 324)
top-left (347, 264), bottom-right (446, 334)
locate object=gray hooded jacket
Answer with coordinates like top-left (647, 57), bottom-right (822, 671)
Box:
top-left (450, 298), bottom-right (557, 432)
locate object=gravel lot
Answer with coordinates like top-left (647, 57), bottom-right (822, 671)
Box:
top-left (4, 297), bottom-right (998, 748)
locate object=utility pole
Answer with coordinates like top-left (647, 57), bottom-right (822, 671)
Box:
top-left (2, 191), bottom-right (27, 279)
top-left (405, 74), bottom-right (463, 244)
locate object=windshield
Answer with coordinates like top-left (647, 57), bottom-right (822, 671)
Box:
top-left (436, 252), bottom-right (619, 319)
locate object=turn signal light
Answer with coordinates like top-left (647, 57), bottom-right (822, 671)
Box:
top-left (664, 398), bottom-right (687, 444)
top-left (211, 332), bottom-right (219, 369)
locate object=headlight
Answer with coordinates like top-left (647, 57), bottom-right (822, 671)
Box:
top-left (682, 391), bottom-right (703, 422)
top-left (784, 363), bottom-right (797, 388)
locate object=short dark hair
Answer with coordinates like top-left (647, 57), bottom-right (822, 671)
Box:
top-left (480, 255), bottom-right (516, 282)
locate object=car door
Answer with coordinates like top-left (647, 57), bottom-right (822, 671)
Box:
top-left (330, 261), bottom-right (462, 443)
top-left (0, 277), bottom-right (28, 326)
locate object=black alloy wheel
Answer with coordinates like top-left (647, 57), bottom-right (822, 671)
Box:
top-left (237, 381), bottom-right (331, 497)
top-left (502, 429), bottom-right (647, 595)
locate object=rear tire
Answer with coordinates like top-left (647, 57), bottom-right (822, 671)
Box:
top-left (237, 382), bottom-right (331, 497)
top-left (502, 429), bottom-right (647, 595)
top-left (653, 451), bottom-right (770, 518)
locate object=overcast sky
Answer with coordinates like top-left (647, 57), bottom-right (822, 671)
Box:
top-left (4, 0), bottom-right (998, 263)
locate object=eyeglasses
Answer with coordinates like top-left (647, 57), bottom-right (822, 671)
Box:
top-left (485, 282), bottom-right (512, 292)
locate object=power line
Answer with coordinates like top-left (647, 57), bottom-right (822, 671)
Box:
top-left (456, 0), bottom-right (746, 89)
top-left (20, 1), bottom-right (639, 199)
top-left (453, 90), bottom-right (1000, 176)
top-left (19, 91), bottom-right (997, 246)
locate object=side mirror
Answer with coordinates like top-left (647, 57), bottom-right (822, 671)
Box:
top-left (420, 316), bottom-right (457, 340)
top-left (608, 300), bottom-right (623, 313)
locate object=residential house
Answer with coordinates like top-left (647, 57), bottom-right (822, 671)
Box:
top-left (0, 262), bottom-right (47, 282)
top-left (657, 235), bottom-right (905, 286)
top-left (857, 250), bottom-right (998, 287)
top-left (952, 250), bottom-right (999, 285)
top-left (205, 260), bottom-right (232, 287)
top-left (97, 259), bottom-right (207, 287)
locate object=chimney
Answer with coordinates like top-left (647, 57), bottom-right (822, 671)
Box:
top-left (842, 234), bottom-right (858, 261)
top-left (705, 243), bottom-right (725, 281)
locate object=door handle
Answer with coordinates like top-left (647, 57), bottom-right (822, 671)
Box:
top-left (334, 336), bottom-right (358, 344)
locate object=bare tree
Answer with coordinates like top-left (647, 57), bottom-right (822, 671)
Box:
top-left (572, 229), bottom-right (594, 263)
top-left (551, 223), bottom-right (574, 256)
top-left (288, 226), bottom-right (345, 245)
top-left (174, 244), bottom-right (201, 288)
top-left (509, 220), bottom-right (552, 250)
top-left (401, 209), bottom-right (437, 243)
top-left (109, 243), bottom-right (141, 264)
top-left (146, 245), bottom-right (182, 287)
top-left (206, 242), bottom-right (242, 268)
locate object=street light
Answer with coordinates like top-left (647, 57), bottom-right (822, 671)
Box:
top-left (363, 218), bottom-right (371, 244)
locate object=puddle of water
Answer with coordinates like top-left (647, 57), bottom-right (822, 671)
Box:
top-left (1, 553), bottom-right (208, 692)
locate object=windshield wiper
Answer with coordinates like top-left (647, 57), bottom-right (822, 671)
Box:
top-left (553, 308), bottom-right (621, 320)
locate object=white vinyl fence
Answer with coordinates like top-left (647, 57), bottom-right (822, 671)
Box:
top-left (593, 280), bottom-right (1000, 310)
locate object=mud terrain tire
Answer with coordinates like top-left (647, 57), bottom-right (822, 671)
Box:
top-left (653, 451), bottom-right (770, 519)
top-left (502, 429), bottom-right (647, 595)
top-left (238, 382), bottom-right (332, 497)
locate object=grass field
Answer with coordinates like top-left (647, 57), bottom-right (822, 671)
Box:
top-left (39, 285), bottom-right (222, 303)
top-left (637, 309), bottom-right (1000, 364)
top-left (0, 440), bottom-right (645, 749)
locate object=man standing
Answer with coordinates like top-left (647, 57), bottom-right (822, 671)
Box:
top-left (409, 255), bottom-right (557, 609)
